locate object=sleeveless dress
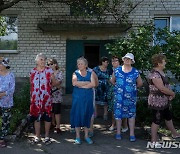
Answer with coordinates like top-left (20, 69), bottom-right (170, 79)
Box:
top-left (70, 70), bottom-right (94, 128)
top-left (114, 66), bottom-right (139, 119)
top-left (93, 66), bottom-right (110, 105)
top-left (30, 67), bottom-right (53, 118)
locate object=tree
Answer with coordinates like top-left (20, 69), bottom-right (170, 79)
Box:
top-left (106, 24), bottom-right (180, 80)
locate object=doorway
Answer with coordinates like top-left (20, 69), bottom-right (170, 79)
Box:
top-left (84, 44), bottom-right (100, 69)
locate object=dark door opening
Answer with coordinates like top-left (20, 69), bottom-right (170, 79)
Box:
top-left (84, 44), bottom-right (100, 69)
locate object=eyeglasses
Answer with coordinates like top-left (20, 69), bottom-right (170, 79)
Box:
top-left (47, 63), bottom-right (54, 66)
top-left (112, 60), bottom-right (119, 62)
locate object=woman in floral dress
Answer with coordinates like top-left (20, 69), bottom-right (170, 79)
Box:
top-left (111, 53), bottom-right (143, 141)
top-left (47, 58), bottom-right (63, 134)
top-left (93, 57), bottom-right (110, 120)
top-left (29, 53), bottom-right (58, 145)
top-left (0, 57), bottom-right (15, 148)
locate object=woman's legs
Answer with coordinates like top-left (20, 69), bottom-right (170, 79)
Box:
top-left (151, 122), bottom-right (159, 142)
top-left (75, 127), bottom-right (80, 139)
top-left (165, 120), bottom-right (180, 137)
top-left (103, 105), bottom-right (108, 120)
top-left (44, 121), bottom-right (51, 138)
top-left (55, 114), bottom-right (61, 129)
top-left (128, 118), bottom-right (135, 136)
top-left (116, 119), bottom-right (122, 135)
top-left (34, 121), bottom-right (41, 138)
top-left (109, 112), bottom-right (116, 130)
top-left (51, 113), bottom-right (55, 126)
top-left (89, 116), bottom-right (94, 134)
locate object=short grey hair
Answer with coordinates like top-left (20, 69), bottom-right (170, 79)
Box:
top-left (77, 57), bottom-right (88, 66)
top-left (35, 53), bottom-right (47, 61)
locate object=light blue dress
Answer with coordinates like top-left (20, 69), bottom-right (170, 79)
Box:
top-left (70, 70), bottom-right (94, 128)
top-left (0, 72), bottom-right (15, 108)
top-left (114, 66), bottom-right (139, 119)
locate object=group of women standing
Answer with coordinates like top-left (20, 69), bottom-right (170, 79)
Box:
top-left (0, 52), bottom-right (179, 147)
top-left (70, 53), bottom-right (180, 145)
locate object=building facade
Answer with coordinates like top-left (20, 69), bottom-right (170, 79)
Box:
top-left (0, 0), bottom-right (180, 93)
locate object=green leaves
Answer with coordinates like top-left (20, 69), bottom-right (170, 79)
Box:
top-left (106, 24), bottom-right (180, 80)
top-left (0, 16), bottom-right (6, 36)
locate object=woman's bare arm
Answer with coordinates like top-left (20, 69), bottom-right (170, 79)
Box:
top-left (72, 73), bottom-right (90, 87)
top-left (110, 73), bottom-right (116, 85)
top-left (81, 72), bottom-right (96, 88)
top-left (152, 78), bottom-right (175, 97)
top-left (136, 75), bottom-right (143, 87)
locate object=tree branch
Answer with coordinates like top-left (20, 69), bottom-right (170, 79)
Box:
top-left (0, 0), bottom-right (22, 13)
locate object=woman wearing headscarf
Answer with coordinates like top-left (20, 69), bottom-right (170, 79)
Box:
top-left (0, 57), bottom-right (15, 148)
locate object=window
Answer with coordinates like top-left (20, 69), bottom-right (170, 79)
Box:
top-left (0, 16), bottom-right (18, 53)
top-left (154, 16), bottom-right (180, 45)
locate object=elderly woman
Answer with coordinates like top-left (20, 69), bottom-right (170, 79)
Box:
top-left (29, 53), bottom-right (57, 145)
top-left (111, 53), bottom-right (143, 141)
top-left (70, 57), bottom-right (96, 145)
top-left (93, 57), bottom-right (110, 120)
top-left (108, 56), bottom-right (128, 133)
top-left (0, 57), bottom-right (15, 148)
top-left (148, 54), bottom-right (180, 143)
top-left (47, 58), bottom-right (63, 134)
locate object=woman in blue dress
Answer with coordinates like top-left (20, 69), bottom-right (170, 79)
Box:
top-left (111, 53), bottom-right (143, 142)
top-left (93, 57), bottom-right (110, 120)
top-left (70, 57), bottom-right (96, 145)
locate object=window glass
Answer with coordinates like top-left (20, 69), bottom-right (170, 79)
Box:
top-left (154, 18), bottom-right (169, 45)
top-left (171, 16), bottom-right (180, 31)
top-left (0, 16), bottom-right (18, 51)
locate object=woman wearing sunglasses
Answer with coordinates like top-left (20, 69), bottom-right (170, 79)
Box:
top-left (47, 58), bottom-right (63, 134)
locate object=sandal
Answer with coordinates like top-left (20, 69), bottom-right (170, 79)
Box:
top-left (54, 128), bottom-right (61, 134)
top-left (74, 138), bottom-right (81, 145)
top-left (115, 134), bottom-right (122, 140)
top-left (44, 137), bottom-right (52, 145)
top-left (130, 136), bottom-right (136, 142)
top-left (88, 132), bottom-right (94, 138)
top-left (31, 137), bottom-right (41, 144)
top-left (0, 140), bottom-right (6, 148)
top-left (85, 137), bottom-right (93, 144)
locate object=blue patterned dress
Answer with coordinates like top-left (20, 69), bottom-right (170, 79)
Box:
top-left (70, 70), bottom-right (94, 128)
top-left (93, 66), bottom-right (110, 105)
top-left (114, 66), bottom-right (139, 119)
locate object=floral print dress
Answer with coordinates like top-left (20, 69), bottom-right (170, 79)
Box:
top-left (52, 70), bottom-right (63, 104)
top-left (93, 66), bottom-right (110, 105)
top-left (114, 66), bottom-right (139, 119)
top-left (30, 67), bottom-right (53, 118)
